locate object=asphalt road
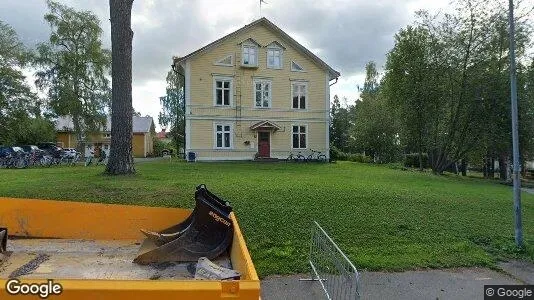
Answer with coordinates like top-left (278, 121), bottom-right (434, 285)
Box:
top-left (261, 263), bottom-right (532, 300)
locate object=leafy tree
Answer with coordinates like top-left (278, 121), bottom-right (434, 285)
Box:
top-left (330, 95), bottom-right (351, 152)
top-left (159, 69), bottom-right (185, 156)
top-left (35, 1), bottom-right (111, 150)
top-left (353, 62), bottom-right (400, 163)
top-left (0, 20), bottom-right (50, 145)
top-left (383, 25), bottom-right (439, 170)
top-left (106, 0), bottom-right (135, 175)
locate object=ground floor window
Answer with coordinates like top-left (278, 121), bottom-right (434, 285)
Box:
top-left (215, 124), bottom-right (232, 148)
top-left (292, 125), bottom-right (306, 149)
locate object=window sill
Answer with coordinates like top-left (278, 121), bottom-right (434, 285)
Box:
top-left (241, 64), bottom-right (258, 69)
top-left (252, 107), bottom-right (272, 110)
top-left (267, 66), bottom-right (283, 70)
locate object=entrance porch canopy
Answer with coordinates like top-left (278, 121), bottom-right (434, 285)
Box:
top-left (249, 120), bottom-right (281, 131)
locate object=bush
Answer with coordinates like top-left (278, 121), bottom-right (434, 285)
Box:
top-left (348, 153), bottom-right (372, 163)
top-left (404, 153), bottom-right (429, 169)
top-left (330, 145), bottom-right (371, 163)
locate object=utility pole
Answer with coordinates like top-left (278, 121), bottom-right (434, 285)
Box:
top-left (508, 0), bottom-right (523, 247)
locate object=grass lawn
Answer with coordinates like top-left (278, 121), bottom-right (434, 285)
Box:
top-left (0, 160), bottom-right (533, 277)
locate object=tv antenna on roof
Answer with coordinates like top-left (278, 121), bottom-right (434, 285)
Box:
top-left (259, 0), bottom-right (267, 17)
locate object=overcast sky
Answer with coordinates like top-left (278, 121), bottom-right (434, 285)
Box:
top-left (0, 0), bottom-right (447, 130)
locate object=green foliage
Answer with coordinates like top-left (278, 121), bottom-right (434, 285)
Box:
top-left (159, 69), bottom-right (185, 153)
top-left (329, 95), bottom-right (352, 152)
top-left (404, 153), bottom-right (429, 169)
top-left (153, 138), bottom-right (176, 157)
top-left (382, 1), bottom-right (534, 174)
top-left (35, 1), bottom-right (111, 141)
top-left (0, 20), bottom-right (52, 145)
top-left (353, 62), bottom-right (401, 163)
top-left (0, 161), bottom-right (533, 275)
top-left (330, 146), bottom-right (372, 163)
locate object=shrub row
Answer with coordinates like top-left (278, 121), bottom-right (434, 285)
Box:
top-left (330, 146), bottom-right (372, 163)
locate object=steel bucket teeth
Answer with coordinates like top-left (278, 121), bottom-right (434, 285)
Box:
top-left (133, 185), bottom-right (234, 264)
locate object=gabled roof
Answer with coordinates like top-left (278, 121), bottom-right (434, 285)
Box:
top-left (250, 120), bottom-right (282, 131)
top-left (173, 17), bottom-right (340, 80)
top-left (56, 116), bottom-right (154, 133)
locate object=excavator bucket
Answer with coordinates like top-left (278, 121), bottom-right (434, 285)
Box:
top-left (133, 185), bottom-right (234, 264)
top-left (0, 228), bottom-right (6, 253)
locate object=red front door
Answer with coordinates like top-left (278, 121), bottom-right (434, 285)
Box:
top-left (258, 132), bottom-right (270, 157)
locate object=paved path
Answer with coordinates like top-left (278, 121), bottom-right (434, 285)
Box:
top-left (261, 265), bottom-right (531, 300)
top-left (523, 188), bottom-right (534, 195)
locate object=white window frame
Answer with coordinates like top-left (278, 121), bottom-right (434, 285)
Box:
top-left (267, 47), bottom-right (283, 69)
top-left (291, 61), bottom-right (306, 72)
top-left (214, 123), bottom-right (233, 149)
top-left (214, 54), bottom-right (234, 67)
top-left (241, 43), bottom-right (258, 67)
top-left (291, 81), bottom-right (308, 110)
top-left (253, 79), bottom-right (272, 108)
top-left (213, 76), bottom-right (233, 107)
top-left (291, 124), bottom-right (308, 150)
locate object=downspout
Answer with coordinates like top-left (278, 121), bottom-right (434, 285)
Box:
top-left (329, 77), bottom-right (338, 87)
top-left (327, 75), bottom-right (339, 161)
top-left (171, 62), bottom-right (186, 159)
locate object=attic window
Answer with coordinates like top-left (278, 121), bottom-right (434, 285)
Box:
top-left (266, 42), bottom-right (284, 69)
top-left (214, 55), bottom-right (233, 66)
top-left (291, 61), bottom-right (305, 72)
top-left (242, 44), bottom-right (258, 67)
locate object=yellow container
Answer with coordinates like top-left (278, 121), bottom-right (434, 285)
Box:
top-left (0, 197), bottom-right (260, 299)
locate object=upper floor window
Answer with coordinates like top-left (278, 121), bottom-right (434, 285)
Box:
top-left (213, 76), bottom-right (232, 106)
top-left (292, 82), bottom-right (307, 109)
top-left (267, 48), bottom-right (282, 69)
top-left (242, 45), bottom-right (257, 66)
top-left (215, 124), bottom-right (232, 149)
top-left (254, 80), bottom-right (271, 108)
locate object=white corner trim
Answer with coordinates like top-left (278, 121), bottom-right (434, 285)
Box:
top-left (325, 72), bottom-right (330, 159)
top-left (185, 60), bottom-right (191, 152)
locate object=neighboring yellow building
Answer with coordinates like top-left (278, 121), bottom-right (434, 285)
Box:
top-left (173, 17), bottom-right (340, 161)
top-left (56, 116), bottom-right (155, 158)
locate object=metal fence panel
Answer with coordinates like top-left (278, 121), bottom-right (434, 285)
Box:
top-left (305, 221), bottom-right (360, 300)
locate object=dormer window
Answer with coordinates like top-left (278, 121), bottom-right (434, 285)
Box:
top-left (266, 41), bottom-right (285, 69)
top-left (242, 44), bottom-right (257, 67)
top-left (267, 49), bottom-right (282, 69)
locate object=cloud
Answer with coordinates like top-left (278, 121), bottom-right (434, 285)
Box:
top-left (0, 0), bottom-right (448, 128)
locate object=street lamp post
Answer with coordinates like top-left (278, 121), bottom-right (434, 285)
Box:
top-left (508, 0), bottom-right (523, 247)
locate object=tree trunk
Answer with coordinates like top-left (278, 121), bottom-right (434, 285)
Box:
top-left (489, 157), bottom-right (495, 179)
top-left (482, 156), bottom-right (489, 179)
top-left (418, 150), bottom-right (423, 171)
top-left (499, 155), bottom-right (507, 180)
top-left (105, 0), bottom-right (135, 175)
top-left (461, 158), bottom-right (467, 176)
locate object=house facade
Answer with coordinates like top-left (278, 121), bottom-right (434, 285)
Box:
top-left (174, 18), bottom-right (340, 161)
top-left (56, 116), bottom-right (155, 158)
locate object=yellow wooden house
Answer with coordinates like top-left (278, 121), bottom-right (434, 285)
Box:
top-left (55, 116), bottom-right (155, 158)
top-left (173, 17), bottom-right (340, 161)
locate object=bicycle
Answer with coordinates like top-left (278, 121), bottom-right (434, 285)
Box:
top-left (286, 151), bottom-right (306, 162)
top-left (307, 149), bottom-right (327, 162)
